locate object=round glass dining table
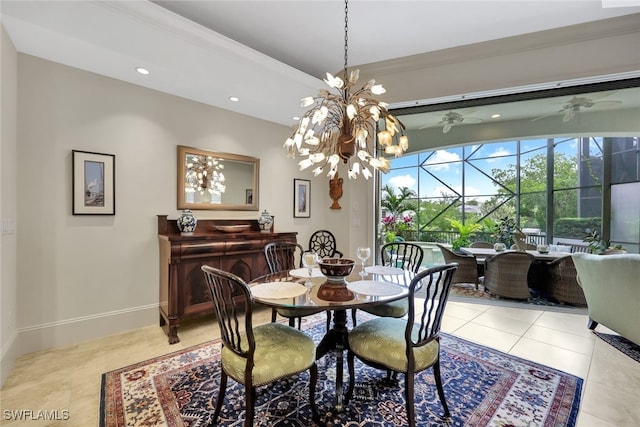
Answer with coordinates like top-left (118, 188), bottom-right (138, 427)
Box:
top-left (249, 265), bottom-right (416, 411)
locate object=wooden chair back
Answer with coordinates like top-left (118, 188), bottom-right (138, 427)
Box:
top-left (264, 241), bottom-right (304, 273)
top-left (308, 229), bottom-right (343, 258)
top-left (381, 242), bottom-right (424, 273)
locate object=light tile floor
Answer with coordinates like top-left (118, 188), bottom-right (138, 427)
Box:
top-left (1, 301), bottom-right (639, 426)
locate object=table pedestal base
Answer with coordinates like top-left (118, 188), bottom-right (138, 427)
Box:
top-left (315, 309), bottom-right (349, 412)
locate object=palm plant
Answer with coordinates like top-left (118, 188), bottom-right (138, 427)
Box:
top-left (380, 185), bottom-right (417, 216)
top-left (447, 219), bottom-right (483, 250)
top-left (380, 185), bottom-right (418, 241)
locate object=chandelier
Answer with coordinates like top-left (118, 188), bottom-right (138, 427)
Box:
top-left (184, 154), bottom-right (226, 196)
top-left (283, 0), bottom-right (408, 180)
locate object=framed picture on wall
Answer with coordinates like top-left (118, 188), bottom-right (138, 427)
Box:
top-left (72, 150), bottom-right (116, 215)
top-left (293, 178), bottom-right (311, 218)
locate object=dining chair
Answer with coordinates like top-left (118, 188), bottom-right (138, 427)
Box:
top-left (263, 241), bottom-right (325, 329)
top-left (308, 229), bottom-right (344, 259)
top-left (436, 243), bottom-right (481, 289)
top-left (546, 255), bottom-right (587, 306)
top-left (201, 265), bottom-right (320, 426)
top-left (345, 263), bottom-right (458, 427)
top-left (483, 251), bottom-right (535, 300)
top-left (351, 242), bottom-right (424, 326)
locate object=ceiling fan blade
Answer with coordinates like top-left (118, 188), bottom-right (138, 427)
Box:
top-left (592, 100), bottom-right (622, 108)
top-left (563, 108), bottom-right (575, 122)
top-left (531, 111), bottom-right (560, 122)
top-left (442, 122), bottom-right (452, 133)
top-left (418, 121), bottom-right (443, 130)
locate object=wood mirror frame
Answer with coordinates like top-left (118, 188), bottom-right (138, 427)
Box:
top-left (177, 145), bottom-right (259, 211)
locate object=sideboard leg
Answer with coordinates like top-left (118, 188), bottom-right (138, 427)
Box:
top-left (168, 324), bottom-right (180, 344)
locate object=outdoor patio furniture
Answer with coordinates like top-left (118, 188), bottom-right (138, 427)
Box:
top-left (546, 255), bottom-right (586, 306)
top-left (437, 243), bottom-right (481, 289)
top-left (483, 251), bottom-right (535, 300)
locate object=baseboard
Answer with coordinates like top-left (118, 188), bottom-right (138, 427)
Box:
top-left (1, 331), bottom-right (18, 387)
top-left (16, 303), bottom-right (159, 356)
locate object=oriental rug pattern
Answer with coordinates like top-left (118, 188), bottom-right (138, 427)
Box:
top-left (100, 319), bottom-right (582, 426)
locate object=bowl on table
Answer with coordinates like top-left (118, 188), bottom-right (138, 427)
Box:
top-left (317, 258), bottom-right (355, 282)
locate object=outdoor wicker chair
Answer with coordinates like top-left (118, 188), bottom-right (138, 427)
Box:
top-left (483, 251), bottom-right (535, 300)
top-left (436, 243), bottom-right (481, 289)
top-left (546, 255), bottom-right (587, 306)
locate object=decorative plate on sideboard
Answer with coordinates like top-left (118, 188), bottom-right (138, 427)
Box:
top-left (213, 224), bottom-right (251, 233)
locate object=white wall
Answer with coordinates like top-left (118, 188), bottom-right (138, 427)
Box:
top-left (1, 24), bottom-right (18, 386)
top-left (13, 54), bottom-right (350, 357)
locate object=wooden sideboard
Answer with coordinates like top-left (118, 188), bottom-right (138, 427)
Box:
top-left (157, 215), bottom-right (297, 344)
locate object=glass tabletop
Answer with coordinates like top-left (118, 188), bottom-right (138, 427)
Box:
top-left (249, 265), bottom-right (415, 310)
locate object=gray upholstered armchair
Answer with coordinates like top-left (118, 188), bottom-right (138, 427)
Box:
top-left (572, 252), bottom-right (640, 346)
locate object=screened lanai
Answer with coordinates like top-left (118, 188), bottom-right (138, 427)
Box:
top-left (378, 79), bottom-right (640, 255)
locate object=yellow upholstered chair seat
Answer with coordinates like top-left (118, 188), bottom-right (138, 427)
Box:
top-left (349, 317), bottom-right (439, 372)
top-left (359, 299), bottom-right (409, 319)
top-left (222, 322), bottom-right (316, 386)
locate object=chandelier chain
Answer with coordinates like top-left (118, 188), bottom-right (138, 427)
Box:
top-left (343, 0), bottom-right (349, 77)
top-left (282, 0), bottom-right (408, 180)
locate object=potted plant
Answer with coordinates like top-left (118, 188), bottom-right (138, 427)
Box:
top-left (447, 219), bottom-right (482, 251)
top-left (492, 217), bottom-right (517, 248)
top-left (582, 228), bottom-right (626, 255)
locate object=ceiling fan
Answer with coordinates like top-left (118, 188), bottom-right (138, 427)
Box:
top-left (531, 92), bottom-right (622, 123)
top-left (419, 109), bottom-right (483, 133)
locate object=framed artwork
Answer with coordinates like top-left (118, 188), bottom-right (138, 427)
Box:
top-left (72, 150), bottom-right (115, 215)
top-left (293, 178), bottom-right (311, 218)
top-left (245, 189), bottom-right (253, 204)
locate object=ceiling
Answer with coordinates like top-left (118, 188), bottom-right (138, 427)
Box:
top-left (2, 0), bottom-right (640, 129)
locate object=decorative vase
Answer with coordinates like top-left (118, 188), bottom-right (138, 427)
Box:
top-left (257, 210), bottom-right (273, 233)
top-left (177, 209), bottom-right (197, 236)
top-left (329, 173), bottom-right (343, 209)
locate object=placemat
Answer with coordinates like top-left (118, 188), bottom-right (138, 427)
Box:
top-left (289, 267), bottom-right (324, 278)
top-left (250, 281), bottom-right (307, 299)
top-left (347, 280), bottom-right (403, 296)
top-left (364, 265), bottom-right (405, 275)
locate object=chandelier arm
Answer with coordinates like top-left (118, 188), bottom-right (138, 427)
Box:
top-left (284, 0), bottom-right (406, 179)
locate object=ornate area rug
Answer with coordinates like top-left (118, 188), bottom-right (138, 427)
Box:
top-left (100, 319), bottom-right (582, 427)
top-left (594, 332), bottom-right (640, 363)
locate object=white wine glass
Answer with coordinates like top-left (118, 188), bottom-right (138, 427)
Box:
top-left (301, 251), bottom-right (319, 287)
top-left (356, 247), bottom-right (371, 277)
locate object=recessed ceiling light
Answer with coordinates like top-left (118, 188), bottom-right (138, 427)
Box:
top-left (491, 114), bottom-right (501, 119)
top-left (229, 96), bottom-right (239, 102)
top-left (292, 116), bottom-right (300, 121)
top-left (136, 67), bottom-right (150, 75)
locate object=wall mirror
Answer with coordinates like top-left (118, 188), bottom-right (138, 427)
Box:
top-left (177, 145), bottom-right (259, 211)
